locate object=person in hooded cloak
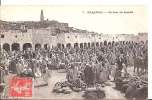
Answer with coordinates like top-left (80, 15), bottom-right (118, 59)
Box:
top-left (84, 64), bottom-right (95, 87)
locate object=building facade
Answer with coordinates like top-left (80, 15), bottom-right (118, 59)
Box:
top-left (0, 29), bottom-right (148, 52)
top-left (0, 10), bottom-right (148, 52)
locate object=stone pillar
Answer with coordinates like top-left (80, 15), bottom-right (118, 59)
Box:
top-left (1, 43), bottom-right (3, 51)
top-left (20, 44), bottom-right (23, 51)
top-left (0, 44), bottom-right (1, 51)
top-left (30, 43), bottom-right (33, 51)
top-left (9, 43), bottom-right (12, 52)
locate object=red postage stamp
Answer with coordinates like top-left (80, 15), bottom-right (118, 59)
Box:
top-left (9, 76), bottom-right (33, 97)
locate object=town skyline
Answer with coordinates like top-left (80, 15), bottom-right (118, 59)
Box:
top-left (0, 5), bottom-right (148, 34)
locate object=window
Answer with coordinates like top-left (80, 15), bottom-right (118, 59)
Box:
top-left (67, 36), bottom-right (70, 38)
top-left (1, 34), bottom-right (4, 38)
top-left (15, 35), bottom-right (17, 38)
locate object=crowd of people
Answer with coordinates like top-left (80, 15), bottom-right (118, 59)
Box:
top-left (0, 41), bottom-right (147, 84)
top-left (0, 40), bottom-right (148, 99)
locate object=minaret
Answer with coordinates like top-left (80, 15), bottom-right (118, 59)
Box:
top-left (40, 9), bottom-right (44, 21)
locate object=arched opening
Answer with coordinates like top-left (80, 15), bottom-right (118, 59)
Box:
top-left (74, 43), bottom-right (78, 48)
top-left (91, 42), bottom-right (95, 47)
top-left (96, 42), bottom-right (99, 47)
top-left (123, 41), bottom-right (125, 44)
top-left (108, 42), bottom-right (111, 45)
top-left (88, 43), bottom-right (91, 48)
top-left (104, 41), bottom-right (107, 46)
top-left (84, 43), bottom-right (87, 48)
top-left (132, 41), bottom-right (134, 44)
top-left (57, 43), bottom-right (61, 49)
top-left (128, 41), bottom-right (130, 44)
top-left (3, 43), bottom-right (10, 52)
top-left (80, 43), bottom-right (83, 48)
top-left (44, 44), bottom-right (49, 50)
top-left (12, 43), bottom-right (20, 51)
top-left (23, 43), bottom-right (32, 51)
top-left (66, 43), bottom-right (71, 49)
top-left (35, 43), bottom-right (41, 50)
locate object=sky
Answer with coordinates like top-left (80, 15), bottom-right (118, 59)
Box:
top-left (0, 5), bottom-right (148, 34)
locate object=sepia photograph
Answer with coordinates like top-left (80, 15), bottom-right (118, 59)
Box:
top-left (0, 5), bottom-right (148, 99)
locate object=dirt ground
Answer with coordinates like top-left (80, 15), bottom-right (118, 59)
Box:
top-left (33, 70), bottom-right (84, 99)
top-left (2, 67), bottom-right (135, 99)
top-left (32, 69), bottom-right (129, 99)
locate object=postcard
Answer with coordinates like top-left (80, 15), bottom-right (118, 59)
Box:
top-left (0, 5), bottom-right (148, 99)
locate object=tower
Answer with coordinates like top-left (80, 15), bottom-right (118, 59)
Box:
top-left (40, 9), bottom-right (44, 21)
